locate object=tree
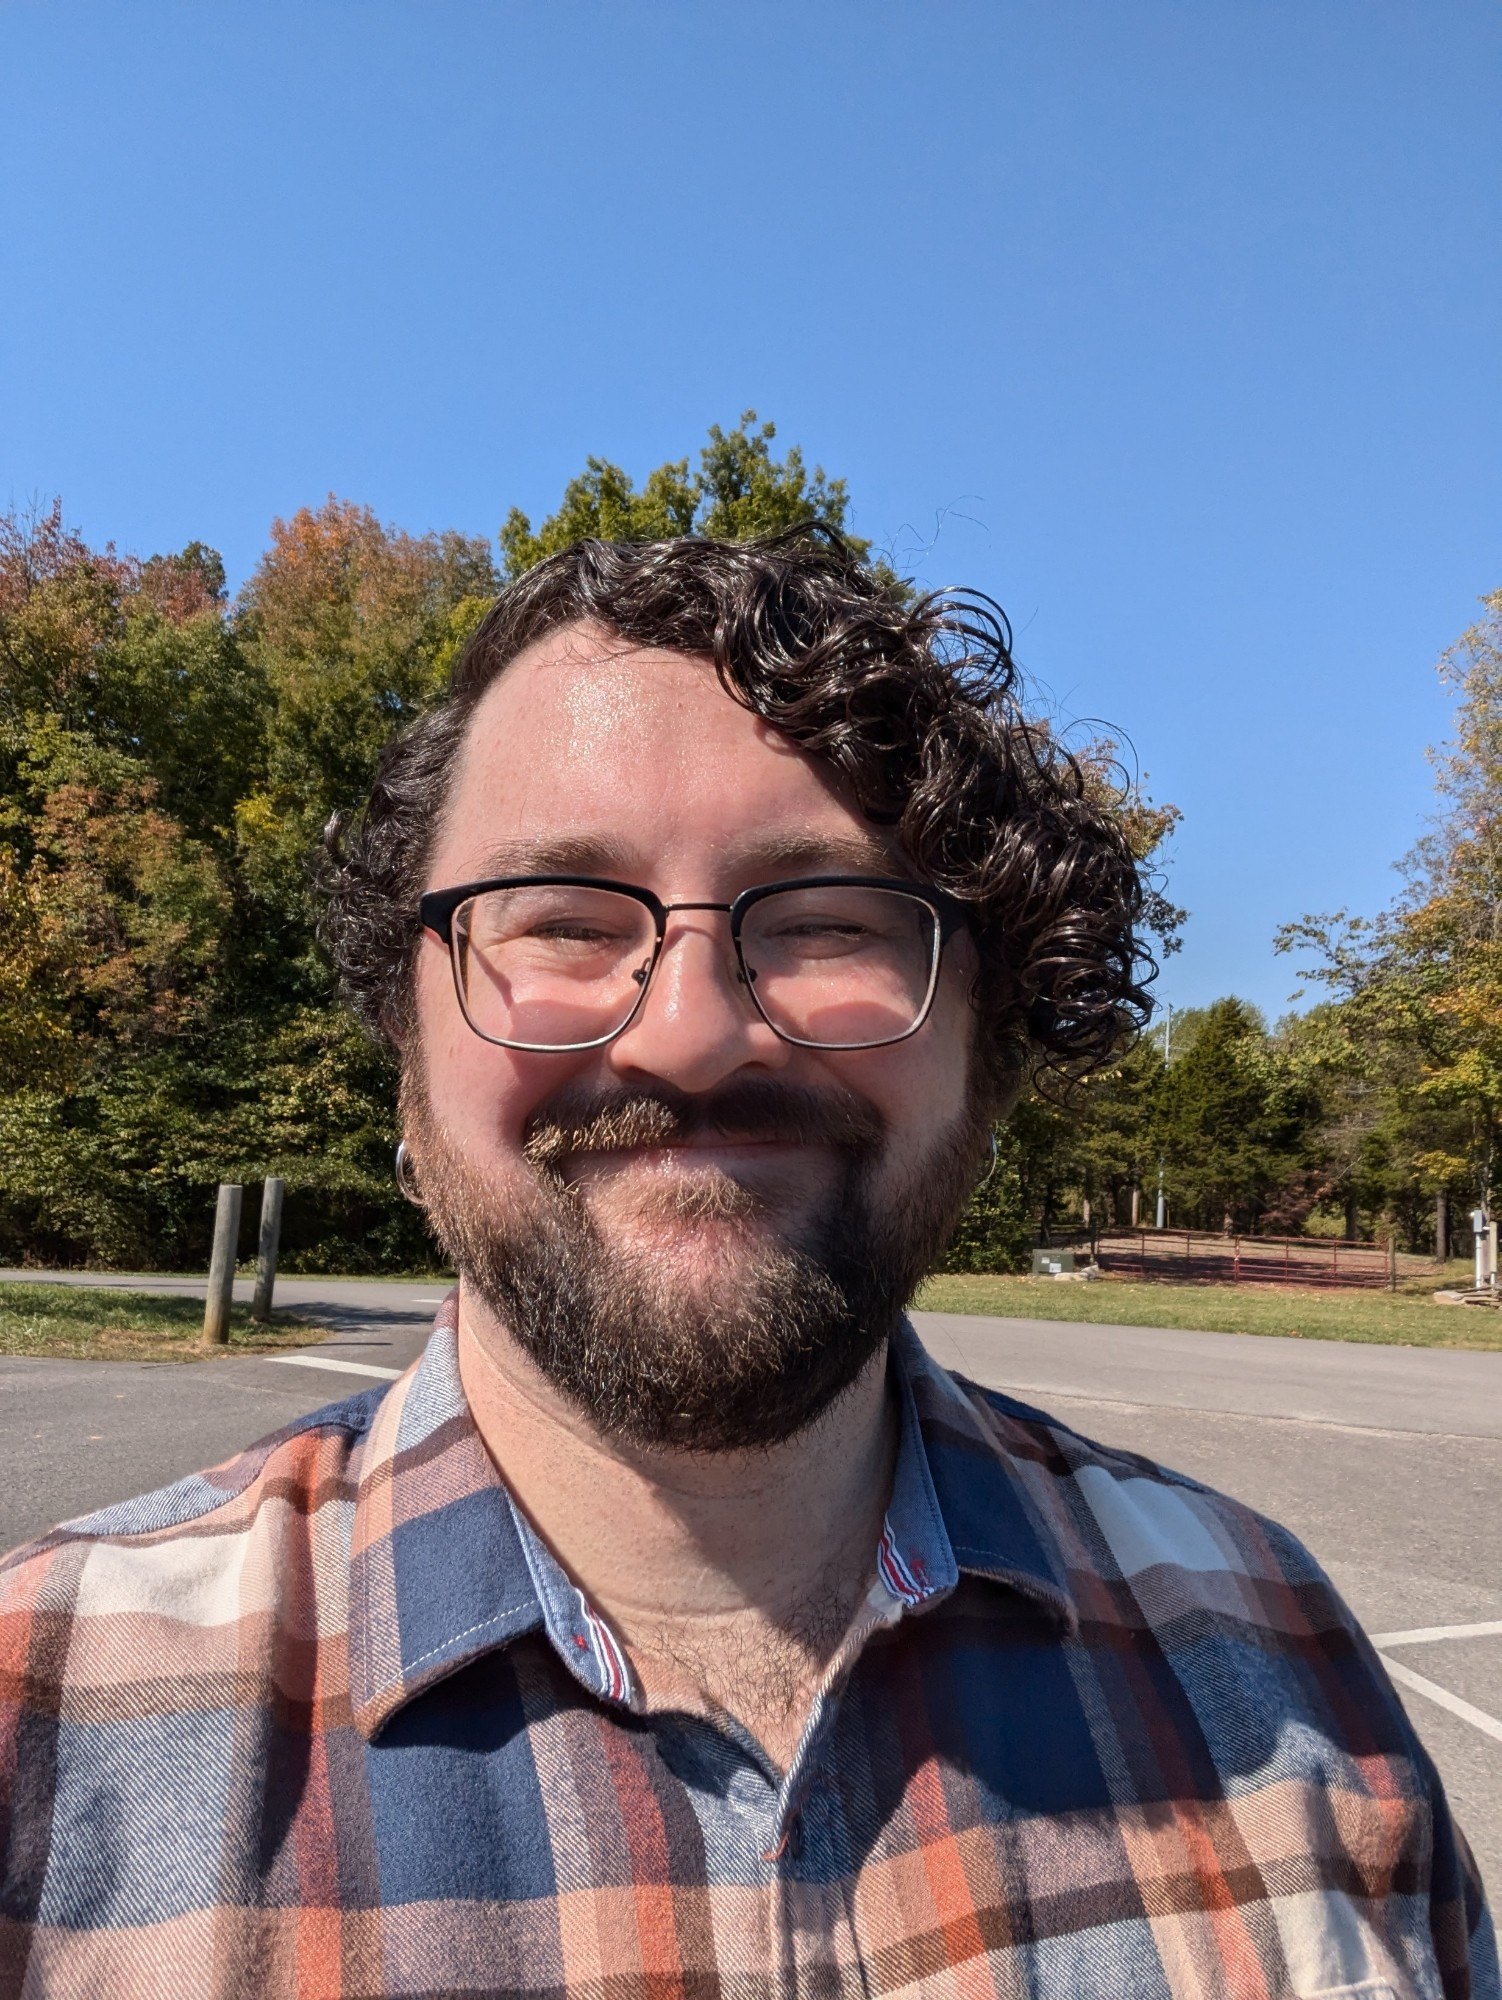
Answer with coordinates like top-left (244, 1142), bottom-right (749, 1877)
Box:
top-left (0, 503), bottom-right (448, 1270)
top-left (1279, 586), bottom-right (1502, 1244)
top-left (235, 498), bottom-right (498, 921)
top-left (1154, 1000), bottom-right (1322, 1233)
top-left (500, 412), bottom-right (868, 578)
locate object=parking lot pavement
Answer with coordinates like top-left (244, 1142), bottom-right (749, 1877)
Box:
top-left (0, 1274), bottom-right (444, 1549)
top-left (2, 1278), bottom-right (1498, 1893)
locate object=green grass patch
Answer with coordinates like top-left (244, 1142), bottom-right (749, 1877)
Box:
top-left (0, 1282), bottom-right (320, 1362)
top-left (913, 1272), bottom-right (1502, 1350)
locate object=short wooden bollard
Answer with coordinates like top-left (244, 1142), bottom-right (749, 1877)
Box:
top-left (203, 1182), bottom-right (243, 1346)
top-left (252, 1177), bottom-right (285, 1322)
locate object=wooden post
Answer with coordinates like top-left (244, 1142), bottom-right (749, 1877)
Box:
top-left (252, 1177), bottom-right (285, 1322)
top-left (203, 1183), bottom-right (243, 1346)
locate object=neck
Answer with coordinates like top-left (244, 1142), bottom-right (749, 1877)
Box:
top-left (456, 1284), bottom-right (897, 1751)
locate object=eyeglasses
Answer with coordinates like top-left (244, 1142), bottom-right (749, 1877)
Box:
top-left (418, 874), bottom-right (971, 1053)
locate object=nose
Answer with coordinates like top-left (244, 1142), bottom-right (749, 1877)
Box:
top-left (606, 913), bottom-right (790, 1094)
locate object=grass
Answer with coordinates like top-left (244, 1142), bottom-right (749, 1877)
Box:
top-left (7, 1263), bottom-right (1497, 1360)
top-left (912, 1271), bottom-right (1502, 1351)
top-left (0, 1283), bottom-right (321, 1362)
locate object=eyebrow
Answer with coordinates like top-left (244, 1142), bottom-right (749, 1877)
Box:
top-left (463, 828), bottom-right (906, 885)
top-left (472, 835), bottom-right (638, 879)
top-left (725, 829), bottom-right (906, 875)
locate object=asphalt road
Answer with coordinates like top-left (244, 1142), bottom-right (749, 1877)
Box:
top-left (2, 1271), bottom-right (1498, 1893)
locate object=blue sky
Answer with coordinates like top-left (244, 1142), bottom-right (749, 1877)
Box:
top-left (3, 1), bottom-right (1499, 1020)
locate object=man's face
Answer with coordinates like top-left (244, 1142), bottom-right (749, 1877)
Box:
top-left (407, 623), bottom-right (985, 1447)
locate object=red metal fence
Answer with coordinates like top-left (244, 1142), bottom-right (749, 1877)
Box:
top-left (1088, 1228), bottom-right (1414, 1290)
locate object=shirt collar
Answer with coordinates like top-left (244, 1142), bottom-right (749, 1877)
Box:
top-left (890, 1319), bottom-right (1078, 1630)
top-left (348, 1302), bottom-right (1076, 1741)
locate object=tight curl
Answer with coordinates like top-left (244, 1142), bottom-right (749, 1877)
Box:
top-left (319, 525), bottom-right (1154, 1100)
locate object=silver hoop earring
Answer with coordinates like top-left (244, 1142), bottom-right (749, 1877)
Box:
top-left (975, 1130), bottom-right (999, 1191)
top-left (395, 1140), bottom-right (423, 1206)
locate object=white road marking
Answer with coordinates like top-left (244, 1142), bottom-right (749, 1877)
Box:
top-left (271, 1355), bottom-right (402, 1382)
top-left (1369, 1620), bottom-right (1502, 1648)
top-left (1378, 1654), bottom-right (1502, 1746)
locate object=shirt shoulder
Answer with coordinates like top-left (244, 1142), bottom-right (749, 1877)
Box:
top-left (0, 1384), bottom-right (389, 1649)
top-left (950, 1368), bottom-right (1353, 1620)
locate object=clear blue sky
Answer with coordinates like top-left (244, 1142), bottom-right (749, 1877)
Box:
top-left (3, 2), bottom-right (1499, 1021)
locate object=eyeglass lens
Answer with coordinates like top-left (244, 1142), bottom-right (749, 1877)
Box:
top-left (452, 883), bottom-right (940, 1050)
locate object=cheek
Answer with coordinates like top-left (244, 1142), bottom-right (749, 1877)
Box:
top-left (844, 963), bottom-right (976, 1132)
top-left (826, 1032), bottom-right (970, 1140)
top-left (413, 949), bottom-right (588, 1151)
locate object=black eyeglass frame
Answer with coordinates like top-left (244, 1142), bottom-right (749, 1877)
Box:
top-left (418, 873), bottom-right (973, 1053)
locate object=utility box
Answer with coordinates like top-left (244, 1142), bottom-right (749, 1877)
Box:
top-left (1031, 1249), bottom-right (1076, 1277)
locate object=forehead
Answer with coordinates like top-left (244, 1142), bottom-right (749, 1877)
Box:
top-left (432, 623), bottom-right (899, 882)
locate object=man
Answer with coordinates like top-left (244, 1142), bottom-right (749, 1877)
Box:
top-left (0, 529), bottom-right (1493, 1998)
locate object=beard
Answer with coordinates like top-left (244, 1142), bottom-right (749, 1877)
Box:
top-left (400, 1067), bottom-right (987, 1453)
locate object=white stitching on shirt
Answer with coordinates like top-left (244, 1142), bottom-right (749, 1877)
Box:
top-left (401, 1606), bottom-right (535, 1675)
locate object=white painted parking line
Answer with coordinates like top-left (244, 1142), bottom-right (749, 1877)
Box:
top-left (1378, 1655), bottom-right (1502, 1746)
top-left (1368, 1620), bottom-right (1502, 1648)
top-left (271, 1355), bottom-right (402, 1382)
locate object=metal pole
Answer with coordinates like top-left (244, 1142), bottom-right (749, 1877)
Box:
top-left (203, 1183), bottom-right (243, 1346)
top-left (1153, 1002), bottom-right (1173, 1231)
top-left (251, 1177), bottom-right (285, 1322)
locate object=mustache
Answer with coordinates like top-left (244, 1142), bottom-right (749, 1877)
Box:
top-left (521, 1080), bottom-right (885, 1176)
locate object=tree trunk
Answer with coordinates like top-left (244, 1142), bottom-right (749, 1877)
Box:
top-left (1130, 1185), bottom-right (1141, 1227)
top-left (1435, 1189), bottom-right (1448, 1265)
top-left (1344, 1188), bottom-right (1359, 1241)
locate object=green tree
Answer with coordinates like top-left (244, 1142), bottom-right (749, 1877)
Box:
top-left (500, 412), bottom-right (868, 578)
top-left (937, 1124), bottom-right (1032, 1273)
top-left (1279, 585), bottom-right (1502, 1245)
top-left (0, 503), bottom-right (449, 1271)
top-left (235, 498), bottom-right (498, 923)
top-left (1156, 1000), bottom-right (1322, 1233)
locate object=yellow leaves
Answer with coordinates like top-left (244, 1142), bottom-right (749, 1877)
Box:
top-left (4, 751), bottom-right (232, 1055)
top-left (1411, 1148), bottom-right (1474, 1190)
top-left (0, 846), bottom-right (76, 1092)
top-left (233, 790), bottom-right (283, 845)
top-left (424, 594), bottom-right (494, 693)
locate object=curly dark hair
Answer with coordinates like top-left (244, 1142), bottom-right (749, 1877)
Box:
top-left (319, 524), bottom-right (1153, 1101)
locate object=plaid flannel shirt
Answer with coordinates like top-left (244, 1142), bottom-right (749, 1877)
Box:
top-left (1, 1302), bottom-right (1495, 1999)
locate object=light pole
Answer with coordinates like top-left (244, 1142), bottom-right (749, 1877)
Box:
top-left (1154, 1003), bottom-right (1173, 1231)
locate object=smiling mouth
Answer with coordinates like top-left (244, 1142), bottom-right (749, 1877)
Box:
top-left (568, 1137), bottom-right (823, 1174)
